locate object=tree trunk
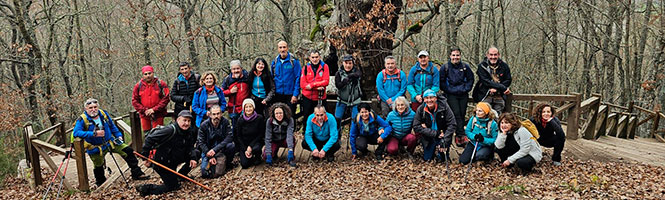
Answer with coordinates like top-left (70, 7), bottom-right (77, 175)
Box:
top-left (141, 0), bottom-right (151, 66)
top-left (634, 0), bottom-right (651, 103)
top-left (473, 0), bottom-right (484, 64)
top-left (13, 0), bottom-right (44, 124)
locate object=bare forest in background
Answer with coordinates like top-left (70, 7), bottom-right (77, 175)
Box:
top-left (1, 0), bottom-right (664, 135)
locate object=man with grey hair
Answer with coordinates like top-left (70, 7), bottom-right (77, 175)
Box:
top-left (73, 98), bottom-right (148, 186)
top-left (221, 60), bottom-right (250, 127)
top-left (270, 41), bottom-right (301, 120)
top-left (376, 55), bottom-right (407, 117)
top-left (472, 46), bottom-right (512, 114)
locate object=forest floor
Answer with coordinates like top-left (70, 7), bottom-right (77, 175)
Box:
top-left (3, 134), bottom-right (665, 199)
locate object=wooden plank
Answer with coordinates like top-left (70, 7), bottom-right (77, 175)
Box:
top-left (580, 96), bottom-right (600, 111)
top-left (45, 129), bottom-right (58, 144)
top-left (628, 116), bottom-right (638, 139)
top-left (651, 114), bottom-right (661, 138)
top-left (511, 94), bottom-right (578, 102)
top-left (603, 102), bottom-right (629, 110)
top-left (616, 115), bottom-right (628, 138)
top-left (34, 145), bottom-right (74, 191)
top-left (634, 105), bottom-right (657, 115)
top-left (115, 120), bottom-right (132, 139)
top-left (34, 123), bottom-right (63, 137)
top-left (73, 138), bottom-right (89, 191)
top-left (606, 113), bottom-right (618, 137)
top-left (25, 125), bottom-right (43, 186)
top-left (638, 114), bottom-right (655, 127)
top-left (594, 106), bottom-right (609, 139)
top-left (31, 139), bottom-right (67, 155)
top-left (130, 110), bottom-right (144, 153)
top-left (566, 93), bottom-right (582, 139)
top-left (582, 97), bottom-right (601, 140)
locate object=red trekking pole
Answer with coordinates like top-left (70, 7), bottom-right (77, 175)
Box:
top-left (133, 151), bottom-right (212, 191)
top-left (41, 144), bottom-right (73, 200)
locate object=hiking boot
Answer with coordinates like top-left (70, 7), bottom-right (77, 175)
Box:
top-left (132, 174), bottom-right (150, 180)
top-left (553, 161), bottom-right (562, 166)
top-left (326, 155), bottom-right (335, 162)
top-left (135, 184), bottom-right (152, 196)
top-left (288, 160), bottom-right (297, 167)
top-left (376, 155), bottom-right (384, 161)
top-left (93, 166), bottom-right (106, 186)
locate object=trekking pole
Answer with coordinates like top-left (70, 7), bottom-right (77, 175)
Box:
top-left (107, 141), bottom-right (131, 189)
top-left (133, 151), bottom-right (212, 191)
top-left (41, 144), bottom-right (73, 200)
top-left (464, 141), bottom-right (479, 182)
top-left (317, 89), bottom-right (324, 106)
top-left (439, 138), bottom-right (450, 179)
top-left (55, 147), bottom-right (74, 199)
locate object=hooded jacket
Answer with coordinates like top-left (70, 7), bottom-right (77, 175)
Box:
top-left (335, 66), bottom-right (362, 105)
top-left (73, 110), bottom-right (123, 155)
top-left (141, 122), bottom-right (199, 164)
top-left (465, 115), bottom-right (498, 147)
top-left (412, 94), bottom-right (456, 148)
top-left (300, 61), bottom-right (330, 101)
top-left (495, 127), bottom-right (543, 164)
top-left (349, 112), bottom-right (390, 155)
top-left (264, 117), bottom-right (295, 156)
top-left (407, 62), bottom-right (440, 102)
top-left (192, 86), bottom-right (227, 127)
top-left (376, 69), bottom-right (407, 103)
top-left (304, 112), bottom-right (339, 152)
top-left (171, 71), bottom-right (201, 112)
top-left (440, 61), bottom-right (474, 95)
top-left (132, 78), bottom-right (170, 118)
top-left (271, 53), bottom-right (302, 97)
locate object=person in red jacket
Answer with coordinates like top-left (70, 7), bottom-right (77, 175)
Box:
top-left (221, 60), bottom-right (250, 127)
top-left (300, 50), bottom-right (330, 132)
top-left (132, 65), bottom-right (170, 133)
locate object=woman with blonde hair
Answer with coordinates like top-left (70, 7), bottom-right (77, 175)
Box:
top-left (192, 71), bottom-right (227, 127)
top-left (459, 102), bottom-right (498, 164)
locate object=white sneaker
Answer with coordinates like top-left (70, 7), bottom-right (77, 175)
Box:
top-left (553, 161), bottom-right (562, 166)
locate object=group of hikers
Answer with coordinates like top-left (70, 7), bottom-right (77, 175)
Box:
top-left (71, 41), bottom-right (567, 196)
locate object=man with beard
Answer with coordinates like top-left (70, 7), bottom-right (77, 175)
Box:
top-left (196, 105), bottom-right (235, 178)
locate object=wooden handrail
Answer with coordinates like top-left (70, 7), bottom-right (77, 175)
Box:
top-left (34, 122), bottom-right (63, 137)
top-left (634, 105), bottom-right (656, 115)
top-left (602, 102), bottom-right (629, 110)
top-left (511, 94), bottom-right (578, 102)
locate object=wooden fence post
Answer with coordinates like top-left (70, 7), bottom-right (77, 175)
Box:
top-left (73, 138), bottom-right (89, 191)
top-left (504, 93), bottom-right (513, 113)
top-left (566, 93), bottom-right (582, 140)
top-left (651, 113), bottom-right (661, 138)
top-left (130, 110), bottom-right (144, 153)
top-left (583, 95), bottom-right (601, 140)
top-left (23, 123), bottom-right (43, 186)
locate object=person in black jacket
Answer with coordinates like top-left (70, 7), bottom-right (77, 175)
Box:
top-left (530, 103), bottom-right (566, 166)
top-left (440, 47), bottom-right (475, 147)
top-left (413, 89), bottom-right (456, 162)
top-left (471, 47), bottom-right (512, 114)
top-left (197, 105), bottom-right (235, 178)
top-left (234, 99), bottom-right (266, 169)
top-left (170, 62), bottom-right (201, 119)
top-left (136, 110), bottom-right (199, 196)
top-left (248, 58), bottom-right (276, 116)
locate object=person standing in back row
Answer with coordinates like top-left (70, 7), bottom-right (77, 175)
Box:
top-left (407, 50), bottom-right (440, 112)
top-left (171, 62), bottom-right (201, 120)
top-left (439, 47), bottom-right (475, 147)
top-left (271, 41), bottom-right (302, 118)
top-left (300, 50), bottom-right (330, 132)
top-left (132, 65), bottom-right (170, 134)
top-left (472, 46), bottom-right (512, 114)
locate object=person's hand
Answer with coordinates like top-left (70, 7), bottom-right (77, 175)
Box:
top-left (117, 137), bottom-right (124, 142)
top-left (230, 86), bottom-right (238, 93)
top-left (290, 96), bottom-right (298, 104)
top-left (94, 130), bottom-right (105, 137)
top-left (287, 150), bottom-right (295, 162)
top-left (386, 98), bottom-right (393, 105)
top-left (415, 95), bottom-right (423, 103)
top-left (378, 129), bottom-right (385, 136)
top-left (306, 85), bottom-right (312, 90)
top-left (143, 160), bottom-right (151, 167)
top-left (439, 130), bottom-right (444, 138)
top-left (474, 134), bottom-right (484, 143)
top-left (266, 155), bottom-right (273, 165)
top-left (245, 147), bottom-right (253, 158)
top-left (376, 95), bottom-right (381, 101)
top-left (504, 88), bottom-right (511, 95)
top-left (377, 137), bottom-right (384, 144)
top-left (421, 124), bottom-right (427, 128)
top-left (206, 149), bottom-right (215, 158)
top-left (317, 87), bottom-right (325, 90)
top-left (210, 157), bottom-right (217, 165)
top-left (189, 160), bottom-right (198, 168)
top-left (145, 109), bottom-right (154, 116)
top-left (261, 99), bottom-right (268, 105)
top-left (312, 149), bottom-right (320, 157)
top-left (501, 160), bottom-right (511, 168)
top-left (319, 150), bottom-right (326, 158)
top-left (351, 154), bottom-right (357, 161)
top-left (489, 88), bottom-right (497, 94)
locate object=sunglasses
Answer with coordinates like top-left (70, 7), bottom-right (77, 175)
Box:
top-left (85, 100), bottom-right (98, 105)
top-left (143, 72), bottom-right (153, 75)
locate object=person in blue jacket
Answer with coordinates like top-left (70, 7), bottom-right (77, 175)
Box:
top-left (384, 96), bottom-right (417, 157)
top-left (440, 47), bottom-right (475, 147)
top-left (376, 55), bottom-right (408, 117)
top-left (302, 105), bottom-right (340, 162)
top-left (270, 41), bottom-right (302, 115)
top-left (350, 103), bottom-right (391, 161)
top-left (73, 98), bottom-right (147, 186)
top-left (192, 71), bottom-right (227, 127)
top-left (407, 50), bottom-right (440, 112)
top-left (459, 102), bottom-right (498, 164)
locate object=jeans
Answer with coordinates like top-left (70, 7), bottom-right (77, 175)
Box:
top-left (334, 102), bottom-right (358, 121)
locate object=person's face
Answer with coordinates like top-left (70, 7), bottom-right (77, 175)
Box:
top-left (384, 59), bottom-right (396, 71)
top-left (231, 65), bottom-right (242, 77)
top-left (179, 65), bottom-right (191, 77)
top-left (177, 116), bottom-right (192, 131)
top-left (314, 108), bottom-right (326, 122)
top-left (209, 107), bottom-right (222, 125)
top-left (542, 106), bottom-right (553, 120)
top-left (256, 61), bottom-right (265, 72)
top-left (310, 53), bottom-right (320, 65)
top-left (487, 48), bottom-right (500, 65)
top-left (244, 104), bottom-right (255, 116)
top-left (500, 119), bottom-right (512, 133)
top-left (424, 96), bottom-right (437, 107)
top-left (476, 107), bottom-right (487, 118)
top-left (395, 101), bottom-right (407, 113)
top-left (450, 50), bottom-right (461, 64)
top-left (203, 74), bottom-right (215, 86)
top-left (274, 108), bottom-right (284, 121)
top-left (343, 60), bottom-right (353, 71)
top-left (359, 108), bottom-right (370, 120)
top-left (142, 71), bottom-right (154, 82)
top-left (85, 103), bottom-right (99, 118)
top-left (418, 55), bottom-right (429, 67)
top-left (278, 41), bottom-right (288, 58)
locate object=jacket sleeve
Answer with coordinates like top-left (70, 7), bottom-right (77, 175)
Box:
top-left (464, 64), bottom-right (475, 93)
top-left (153, 80), bottom-right (171, 112)
top-left (394, 71), bottom-right (408, 101)
top-left (197, 124), bottom-right (209, 154)
top-left (234, 119), bottom-right (247, 150)
top-left (430, 67), bottom-right (440, 92)
top-left (293, 60), bottom-right (302, 97)
top-left (376, 73), bottom-right (389, 102)
top-left (494, 131), bottom-right (507, 149)
top-left (322, 117), bottom-right (339, 152)
top-left (376, 116), bottom-right (391, 139)
top-left (500, 64), bottom-right (512, 90)
top-left (465, 116), bottom-right (475, 140)
top-left (191, 89), bottom-right (207, 116)
top-left (311, 64), bottom-right (330, 88)
top-left (413, 109), bottom-right (437, 138)
top-left (304, 117), bottom-right (317, 151)
top-left (106, 113), bottom-right (123, 139)
top-left (217, 88), bottom-right (227, 112)
top-left (483, 120), bottom-right (499, 146)
top-left (264, 120), bottom-right (273, 156)
top-left (73, 118), bottom-right (94, 138)
top-left (264, 75), bottom-right (276, 103)
top-left (188, 127), bottom-right (199, 161)
top-left (142, 125), bottom-right (174, 153)
top-left (221, 78), bottom-right (233, 96)
top-left (441, 103), bottom-right (456, 148)
top-left (250, 117), bottom-right (266, 152)
top-left (131, 83), bottom-right (147, 114)
top-left (213, 120), bottom-right (233, 154)
top-left (286, 118), bottom-right (295, 151)
top-left (507, 129), bottom-right (535, 164)
top-left (335, 71), bottom-right (348, 89)
top-left (477, 64), bottom-right (508, 92)
top-left (349, 121), bottom-right (359, 155)
top-left (439, 64), bottom-right (448, 93)
top-left (406, 67), bottom-right (418, 98)
top-left (170, 80), bottom-right (186, 103)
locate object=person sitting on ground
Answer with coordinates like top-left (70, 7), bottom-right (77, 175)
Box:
top-left (73, 98), bottom-right (148, 187)
top-left (192, 71), bottom-right (227, 127)
top-left (234, 99), bottom-right (266, 169)
top-left (413, 89), bottom-right (456, 162)
top-left (136, 110), bottom-right (198, 196)
top-left (264, 103), bottom-right (296, 167)
top-left (197, 105), bottom-right (235, 178)
top-left (302, 105), bottom-right (340, 162)
top-left (495, 112), bottom-right (542, 173)
top-left (349, 103), bottom-right (391, 161)
top-left (530, 103), bottom-right (565, 166)
top-left (459, 102), bottom-right (498, 165)
top-left (384, 96), bottom-right (417, 158)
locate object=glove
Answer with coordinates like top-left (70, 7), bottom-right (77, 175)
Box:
top-left (474, 134), bottom-right (484, 143)
top-left (287, 150), bottom-right (295, 162)
top-left (266, 155), bottom-right (273, 165)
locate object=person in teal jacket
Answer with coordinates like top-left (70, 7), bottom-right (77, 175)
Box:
top-left (302, 105), bottom-right (340, 162)
top-left (407, 50), bottom-right (440, 112)
top-left (349, 103), bottom-right (391, 161)
top-left (376, 56), bottom-right (407, 117)
top-left (383, 96), bottom-right (417, 157)
top-left (459, 102), bottom-right (498, 164)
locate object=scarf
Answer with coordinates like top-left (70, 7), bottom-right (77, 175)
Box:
top-left (541, 118), bottom-right (548, 128)
top-left (254, 70), bottom-right (263, 77)
top-left (243, 111), bottom-right (258, 121)
top-left (205, 85), bottom-right (215, 92)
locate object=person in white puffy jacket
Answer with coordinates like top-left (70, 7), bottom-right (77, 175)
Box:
top-left (495, 112), bottom-right (542, 172)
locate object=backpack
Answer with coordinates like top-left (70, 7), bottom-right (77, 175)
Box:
top-left (382, 69), bottom-right (403, 83)
top-left (271, 54), bottom-right (297, 77)
top-left (176, 73), bottom-right (201, 91)
top-left (471, 116), bottom-right (494, 138)
top-left (138, 78), bottom-right (166, 97)
top-left (520, 119), bottom-right (540, 141)
top-left (144, 124), bottom-right (177, 149)
top-left (70, 110), bottom-right (111, 154)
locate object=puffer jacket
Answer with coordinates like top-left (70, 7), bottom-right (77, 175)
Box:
top-left (384, 108), bottom-right (415, 139)
top-left (465, 115), bottom-right (498, 147)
